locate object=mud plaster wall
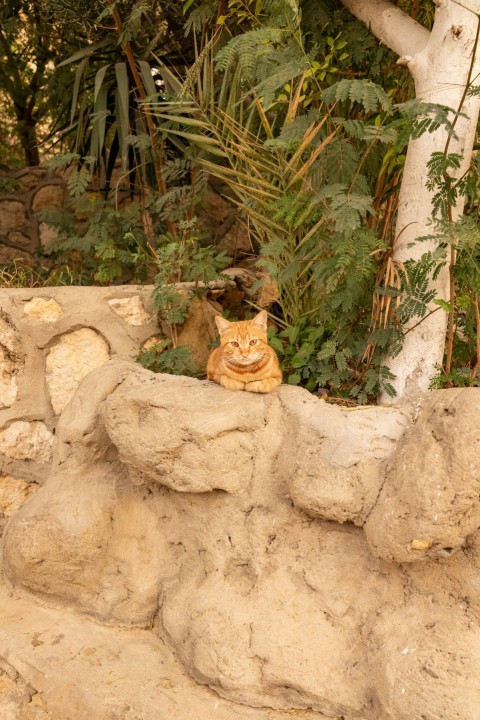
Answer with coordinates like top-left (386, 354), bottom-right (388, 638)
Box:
top-left (1, 283), bottom-right (480, 718)
top-left (1, 358), bottom-right (480, 720)
top-left (0, 284), bottom-right (222, 530)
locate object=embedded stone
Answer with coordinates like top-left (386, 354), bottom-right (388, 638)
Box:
top-left (0, 421), bottom-right (53, 464)
top-left (0, 200), bottom-right (27, 232)
top-left (107, 295), bottom-right (153, 326)
top-left (23, 298), bottom-right (63, 323)
top-left (0, 314), bottom-right (23, 409)
top-left (0, 475), bottom-right (39, 517)
top-left (13, 167), bottom-right (47, 190)
top-left (141, 335), bottom-right (164, 351)
top-left (6, 231), bottom-right (33, 250)
top-left (45, 328), bottom-right (110, 414)
top-left (39, 222), bottom-right (59, 249)
top-left (31, 184), bottom-right (65, 213)
top-left (174, 296), bottom-right (219, 367)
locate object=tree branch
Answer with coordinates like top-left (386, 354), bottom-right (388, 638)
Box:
top-left (339, 0), bottom-right (429, 58)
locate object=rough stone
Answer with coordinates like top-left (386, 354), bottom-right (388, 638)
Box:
top-left (141, 334), bottom-right (164, 351)
top-left (0, 422), bottom-right (53, 464)
top-left (38, 223), bottom-right (59, 249)
top-left (11, 167), bottom-right (48, 191)
top-left (6, 231), bottom-right (33, 251)
top-left (0, 664), bottom-right (50, 720)
top-left (107, 295), bottom-right (152, 326)
top-left (45, 328), bottom-right (110, 414)
top-left (364, 388), bottom-right (480, 562)
top-left (101, 374), bottom-right (269, 493)
top-left (0, 314), bottom-right (23, 409)
top-left (0, 201), bottom-right (27, 232)
top-left (23, 298), bottom-right (63, 323)
top-left (280, 386), bottom-right (409, 525)
top-left (4, 360), bottom-right (480, 719)
top-left (0, 476), bottom-right (39, 518)
top-left (31, 185), bottom-right (65, 213)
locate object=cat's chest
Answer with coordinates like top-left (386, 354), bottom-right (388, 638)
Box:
top-left (223, 354), bottom-right (269, 377)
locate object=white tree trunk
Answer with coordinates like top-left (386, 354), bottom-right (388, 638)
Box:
top-left (340, 0), bottom-right (480, 401)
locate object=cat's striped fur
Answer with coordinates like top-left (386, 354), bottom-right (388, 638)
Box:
top-left (207, 310), bottom-right (282, 393)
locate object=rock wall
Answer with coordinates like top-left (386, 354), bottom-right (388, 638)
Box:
top-left (2, 357), bottom-right (480, 720)
top-left (0, 285), bottom-right (223, 534)
top-left (0, 167), bottom-right (65, 262)
top-left (0, 168), bottom-right (251, 265)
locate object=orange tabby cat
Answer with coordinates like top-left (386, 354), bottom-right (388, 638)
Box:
top-left (207, 310), bottom-right (282, 393)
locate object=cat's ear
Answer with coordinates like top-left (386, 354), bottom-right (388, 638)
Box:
top-left (215, 315), bottom-right (232, 335)
top-left (252, 310), bottom-right (268, 331)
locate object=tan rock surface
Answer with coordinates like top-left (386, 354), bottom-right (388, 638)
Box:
top-left (280, 387), bottom-right (409, 525)
top-left (0, 201), bottom-right (27, 232)
top-left (0, 475), bottom-right (39, 518)
top-left (172, 295), bottom-right (219, 368)
top-left (45, 327), bottom-right (110, 414)
top-left (0, 314), bottom-right (23, 409)
top-left (38, 222), bottom-right (59, 249)
top-left (31, 185), bottom-right (64, 213)
top-left (3, 359), bottom-right (480, 719)
top-left (107, 295), bottom-right (153, 326)
top-left (364, 389), bottom-right (480, 561)
top-left (23, 298), bottom-right (63, 323)
top-left (0, 655), bottom-right (51, 720)
top-left (0, 422), bottom-right (53, 464)
top-left (0, 581), bottom-right (323, 720)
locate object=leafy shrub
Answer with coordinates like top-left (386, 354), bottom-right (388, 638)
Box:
top-left (138, 340), bottom-right (200, 376)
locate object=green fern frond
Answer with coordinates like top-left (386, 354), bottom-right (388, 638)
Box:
top-left (322, 79), bottom-right (391, 113)
top-left (215, 28), bottom-right (286, 79)
top-left (342, 119), bottom-right (397, 144)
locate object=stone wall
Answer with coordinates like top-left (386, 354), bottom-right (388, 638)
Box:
top-left (0, 284), bottom-right (224, 534)
top-left (0, 167), bottom-right (252, 265)
top-left (0, 167), bottom-right (66, 262)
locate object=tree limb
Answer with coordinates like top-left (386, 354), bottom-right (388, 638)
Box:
top-left (339, 0), bottom-right (429, 58)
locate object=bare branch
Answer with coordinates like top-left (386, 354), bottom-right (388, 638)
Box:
top-left (339, 0), bottom-right (429, 58)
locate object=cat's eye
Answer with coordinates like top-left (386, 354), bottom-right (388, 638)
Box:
top-left (230, 341), bottom-right (239, 347)
top-left (249, 339), bottom-right (258, 345)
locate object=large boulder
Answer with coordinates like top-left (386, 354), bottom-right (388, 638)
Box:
top-left (364, 388), bottom-right (480, 561)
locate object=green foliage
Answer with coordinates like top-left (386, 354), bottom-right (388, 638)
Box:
top-left (0, 0), bottom-right (81, 166)
top-left (322, 79), bottom-right (390, 113)
top-left (153, 0), bottom-right (452, 400)
top-left (138, 340), bottom-right (200, 376)
top-left (141, 218), bottom-right (230, 377)
top-left (151, 219), bottom-right (230, 325)
top-left (37, 191), bottom-right (156, 285)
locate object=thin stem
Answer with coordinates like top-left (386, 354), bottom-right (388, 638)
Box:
top-left (470, 295), bottom-right (480, 379)
top-left (444, 241), bottom-right (456, 376)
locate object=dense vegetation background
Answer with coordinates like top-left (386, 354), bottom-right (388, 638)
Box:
top-left (1, 0), bottom-right (479, 399)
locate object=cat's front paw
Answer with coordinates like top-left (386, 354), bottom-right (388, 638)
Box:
top-left (216, 376), bottom-right (246, 391)
top-left (245, 378), bottom-right (281, 393)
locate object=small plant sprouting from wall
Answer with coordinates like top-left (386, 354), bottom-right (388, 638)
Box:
top-left (137, 217), bottom-right (231, 377)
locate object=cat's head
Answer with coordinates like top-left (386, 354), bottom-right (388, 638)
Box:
top-left (214, 310), bottom-right (269, 366)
